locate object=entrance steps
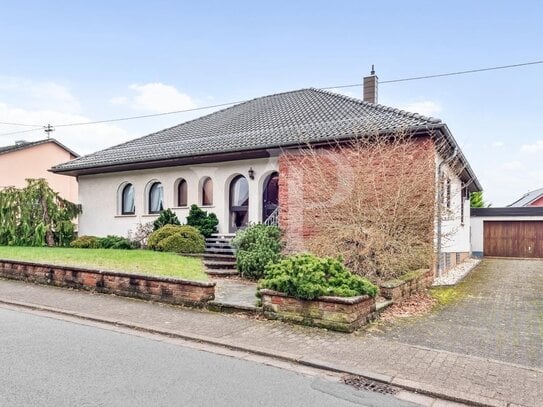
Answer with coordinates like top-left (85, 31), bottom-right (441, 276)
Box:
top-left (204, 234), bottom-right (238, 276)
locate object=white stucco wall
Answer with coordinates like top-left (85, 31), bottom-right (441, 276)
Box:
top-left (436, 155), bottom-right (471, 254)
top-left (78, 157), bottom-right (278, 237)
top-left (471, 216), bottom-right (543, 255)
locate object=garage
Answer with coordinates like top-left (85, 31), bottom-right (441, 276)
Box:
top-left (484, 221), bottom-right (543, 258)
top-left (471, 207), bottom-right (543, 258)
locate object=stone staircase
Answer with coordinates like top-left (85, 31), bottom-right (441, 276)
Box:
top-left (203, 234), bottom-right (238, 276)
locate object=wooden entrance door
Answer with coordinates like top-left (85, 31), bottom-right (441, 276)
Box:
top-left (483, 221), bottom-right (543, 258)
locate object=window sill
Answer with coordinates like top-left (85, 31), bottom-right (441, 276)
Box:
top-left (142, 214), bottom-right (160, 217)
top-left (115, 214), bottom-right (136, 218)
top-left (200, 205), bottom-right (215, 209)
top-left (172, 206), bottom-right (189, 209)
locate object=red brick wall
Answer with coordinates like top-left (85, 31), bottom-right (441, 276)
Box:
top-left (0, 259), bottom-right (215, 306)
top-left (278, 136), bottom-right (437, 252)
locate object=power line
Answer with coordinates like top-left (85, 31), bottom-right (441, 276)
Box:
top-left (0, 59), bottom-right (542, 134)
top-left (0, 121), bottom-right (42, 127)
top-left (0, 128), bottom-right (43, 137)
top-left (323, 60), bottom-right (543, 89)
top-left (53, 101), bottom-right (243, 128)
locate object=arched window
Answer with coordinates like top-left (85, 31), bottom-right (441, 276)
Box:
top-left (229, 175), bottom-right (249, 232)
top-left (121, 183), bottom-right (135, 215)
top-left (148, 182), bottom-right (164, 214)
top-left (202, 177), bottom-right (213, 206)
top-left (177, 179), bottom-right (188, 207)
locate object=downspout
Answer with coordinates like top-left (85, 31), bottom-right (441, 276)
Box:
top-left (436, 147), bottom-right (458, 278)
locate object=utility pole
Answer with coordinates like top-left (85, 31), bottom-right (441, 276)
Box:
top-left (44, 124), bottom-right (55, 139)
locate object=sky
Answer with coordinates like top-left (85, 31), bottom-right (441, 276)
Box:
top-left (0, 0), bottom-right (542, 206)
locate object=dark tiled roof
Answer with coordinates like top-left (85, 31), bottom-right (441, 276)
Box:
top-left (508, 188), bottom-right (543, 207)
top-left (0, 138), bottom-right (79, 158)
top-left (52, 88), bottom-right (442, 173)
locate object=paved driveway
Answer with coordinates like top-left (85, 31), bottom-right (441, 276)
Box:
top-left (374, 259), bottom-right (543, 369)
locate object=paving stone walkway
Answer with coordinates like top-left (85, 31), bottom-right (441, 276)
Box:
top-left (212, 278), bottom-right (259, 308)
top-left (0, 259), bottom-right (541, 407)
top-left (372, 259), bottom-right (543, 370)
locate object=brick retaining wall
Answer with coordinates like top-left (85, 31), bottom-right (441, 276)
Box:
top-left (0, 259), bottom-right (215, 306)
top-left (260, 289), bottom-right (376, 332)
top-left (379, 268), bottom-right (433, 303)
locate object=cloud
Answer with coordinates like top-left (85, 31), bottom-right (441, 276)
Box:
top-left (491, 141), bottom-right (504, 148)
top-left (400, 101), bottom-right (442, 117)
top-left (501, 160), bottom-right (523, 171)
top-left (111, 82), bottom-right (197, 113)
top-left (0, 76), bottom-right (80, 114)
top-left (521, 140), bottom-right (543, 153)
top-left (0, 102), bottom-right (131, 155)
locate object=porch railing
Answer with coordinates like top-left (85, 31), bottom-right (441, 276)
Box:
top-left (263, 206), bottom-right (280, 227)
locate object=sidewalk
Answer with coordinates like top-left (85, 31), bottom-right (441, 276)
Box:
top-left (0, 278), bottom-right (540, 407)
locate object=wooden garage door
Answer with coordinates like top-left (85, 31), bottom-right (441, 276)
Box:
top-left (484, 221), bottom-right (543, 258)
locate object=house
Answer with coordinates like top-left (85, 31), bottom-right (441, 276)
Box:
top-left (52, 74), bottom-right (481, 274)
top-left (0, 138), bottom-right (78, 202)
top-left (508, 188), bottom-right (543, 207)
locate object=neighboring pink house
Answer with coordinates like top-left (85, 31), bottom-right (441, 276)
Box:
top-left (508, 188), bottom-right (543, 207)
top-left (0, 138), bottom-right (78, 202)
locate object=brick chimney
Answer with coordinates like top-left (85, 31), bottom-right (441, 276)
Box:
top-left (363, 65), bottom-right (378, 104)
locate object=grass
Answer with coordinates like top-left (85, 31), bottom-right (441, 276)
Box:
top-left (0, 246), bottom-right (207, 281)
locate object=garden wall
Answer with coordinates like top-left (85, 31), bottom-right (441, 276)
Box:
top-left (379, 268), bottom-right (433, 303)
top-left (260, 289), bottom-right (376, 333)
top-left (0, 259), bottom-right (215, 306)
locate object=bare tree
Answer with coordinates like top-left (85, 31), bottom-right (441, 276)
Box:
top-left (280, 129), bottom-right (463, 282)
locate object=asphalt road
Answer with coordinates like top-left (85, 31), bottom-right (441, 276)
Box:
top-left (0, 307), bottom-right (417, 407)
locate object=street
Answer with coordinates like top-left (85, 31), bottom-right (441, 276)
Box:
top-left (0, 307), bottom-right (416, 407)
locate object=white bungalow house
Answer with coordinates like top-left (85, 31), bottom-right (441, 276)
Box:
top-left (52, 77), bottom-right (481, 274)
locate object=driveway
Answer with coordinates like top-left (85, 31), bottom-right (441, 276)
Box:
top-left (373, 259), bottom-right (543, 369)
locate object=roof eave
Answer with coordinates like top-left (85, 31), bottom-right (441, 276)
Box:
top-left (436, 124), bottom-right (483, 193)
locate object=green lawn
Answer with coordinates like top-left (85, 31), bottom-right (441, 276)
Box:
top-left (0, 246), bottom-right (207, 281)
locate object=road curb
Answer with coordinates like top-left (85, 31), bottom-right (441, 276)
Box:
top-left (0, 297), bottom-right (517, 407)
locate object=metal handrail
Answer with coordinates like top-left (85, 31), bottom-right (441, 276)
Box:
top-left (263, 206), bottom-right (280, 226)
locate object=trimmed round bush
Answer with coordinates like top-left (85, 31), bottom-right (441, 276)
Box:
top-left (231, 224), bottom-right (282, 280)
top-left (148, 225), bottom-right (205, 254)
top-left (147, 225), bottom-right (185, 250)
top-left (259, 253), bottom-right (378, 300)
top-left (70, 235), bottom-right (101, 249)
top-left (156, 231), bottom-right (205, 254)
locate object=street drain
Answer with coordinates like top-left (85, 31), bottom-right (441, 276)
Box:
top-left (343, 375), bottom-right (399, 395)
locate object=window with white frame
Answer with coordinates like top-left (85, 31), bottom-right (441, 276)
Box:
top-left (148, 182), bottom-right (164, 214)
top-left (121, 183), bottom-right (135, 215)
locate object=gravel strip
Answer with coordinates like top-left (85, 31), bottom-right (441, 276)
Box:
top-left (432, 258), bottom-right (481, 286)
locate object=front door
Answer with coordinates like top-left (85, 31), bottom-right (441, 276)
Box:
top-left (229, 175), bottom-right (249, 232)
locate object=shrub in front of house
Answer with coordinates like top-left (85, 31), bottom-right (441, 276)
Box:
top-left (98, 235), bottom-right (136, 250)
top-left (148, 225), bottom-right (205, 254)
top-left (156, 231), bottom-right (205, 254)
top-left (70, 235), bottom-right (137, 249)
top-left (231, 224), bottom-right (282, 280)
top-left (70, 235), bottom-right (101, 249)
top-left (259, 254), bottom-right (378, 300)
top-left (153, 209), bottom-right (181, 231)
top-left (147, 225), bottom-right (184, 250)
top-left (186, 204), bottom-right (219, 238)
